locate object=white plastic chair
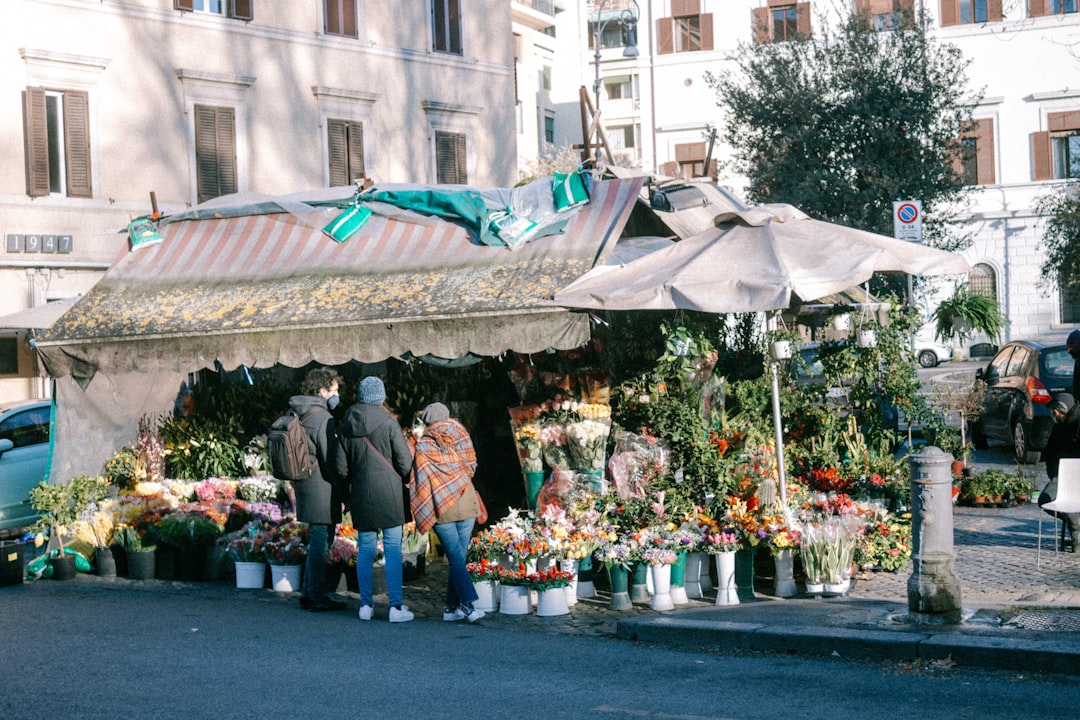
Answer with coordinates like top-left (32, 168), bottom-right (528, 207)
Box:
top-left (1038, 458), bottom-right (1080, 566)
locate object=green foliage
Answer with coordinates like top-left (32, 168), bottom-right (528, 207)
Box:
top-left (30, 475), bottom-right (110, 551)
top-left (932, 282), bottom-right (1006, 343)
top-left (704, 8), bottom-right (978, 258)
top-left (159, 415), bottom-right (246, 480)
top-left (1036, 184), bottom-right (1080, 294)
top-left (191, 375), bottom-right (287, 446)
top-left (155, 512), bottom-right (225, 549)
top-left (104, 447), bottom-right (145, 491)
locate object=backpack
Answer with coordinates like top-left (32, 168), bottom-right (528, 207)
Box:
top-left (267, 410), bottom-right (314, 481)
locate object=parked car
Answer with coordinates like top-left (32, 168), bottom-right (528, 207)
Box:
top-left (969, 337), bottom-right (1073, 464)
top-left (914, 338), bottom-right (952, 369)
top-left (0, 400), bottom-right (52, 536)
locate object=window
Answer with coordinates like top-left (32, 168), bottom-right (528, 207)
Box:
top-left (194, 105), bottom-right (237, 204)
top-left (542, 65), bottom-right (552, 92)
top-left (327, 119), bottom-right (365, 187)
top-left (435, 131), bottom-right (467, 184)
top-left (432, 0), bottom-right (462, 55)
top-left (0, 406), bottom-right (50, 448)
top-left (0, 338), bottom-right (16, 375)
top-left (22, 87), bottom-right (92, 198)
top-left (1061, 283), bottom-right (1080, 323)
top-left (603, 75), bottom-right (635, 101)
top-left (658, 0), bottom-right (714, 55)
top-left (1029, 0), bottom-right (1078, 16)
top-left (954, 118), bottom-right (996, 185)
top-left (854, 0), bottom-right (916, 29)
top-left (1032, 111), bottom-right (1080, 181)
top-left (752, 1), bottom-right (811, 45)
top-left (325, 0), bottom-right (357, 37)
top-left (589, 21), bottom-right (637, 51)
top-left (174, 0), bottom-right (253, 20)
top-left (940, 0), bottom-right (1003, 26)
top-left (969, 263), bottom-right (997, 300)
top-left (544, 113), bottom-right (555, 145)
top-left (675, 141), bottom-right (707, 178)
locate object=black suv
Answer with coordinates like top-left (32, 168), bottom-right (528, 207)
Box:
top-left (970, 337), bottom-right (1073, 464)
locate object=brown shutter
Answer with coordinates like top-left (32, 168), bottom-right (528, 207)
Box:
top-left (342, 0), bottom-right (357, 37)
top-left (436, 131), bottom-right (466, 184)
top-left (987, 0), bottom-right (1004, 21)
top-left (853, 0), bottom-right (871, 14)
top-left (699, 13), bottom-right (714, 51)
top-left (659, 161), bottom-right (679, 177)
top-left (195, 105), bottom-right (237, 203)
top-left (231, 0), bottom-right (253, 21)
top-left (752, 7), bottom-right (770, 45)
top-left (22, 87), bottom-right (50, 198)
top-left (1049, 111), bottom-right (1080, 132)
top-left (676, 142), bottom-right (706, 162)
top-left (975, 118), bottom-right (995, 185)
top-left (672, 0), bottom-right (701, 16)
top-left (657, 17), bottom-right (674, 54)
top-left (328, 119), bottom-right (349, 187)
top-left (175, 0), bottom-right (194, 11)
top-left (1028, 0), bottom-right (1048, 17)
top-left (940, 0), bottom-right (959, 27)
top-left (1031, 131), bottom-right (1053, 181)
top-left (63, 90), bottom-right (92, 198)
top-left (796, 2), bottom-right (811, 36)
top-left (347, 121), bottom-right (365, 183)
top-left (707, 159), bottom-right (718, 179)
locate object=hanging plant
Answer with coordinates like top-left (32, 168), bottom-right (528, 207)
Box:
top-left (932, 283), bottom-right (1006, 343)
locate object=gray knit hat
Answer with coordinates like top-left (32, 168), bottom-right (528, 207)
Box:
top-left (1050, 393), bottom-right (1076, 416)
top-left (420, 402), bottom-right (450, 424)
top-left (358, 376), bottom-right (386, 405)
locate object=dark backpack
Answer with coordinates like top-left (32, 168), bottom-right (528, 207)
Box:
top-left (267, 410), bottom-right (314, 481)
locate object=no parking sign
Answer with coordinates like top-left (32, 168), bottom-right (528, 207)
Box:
top-left (893, 200), bottom-right (922, 243)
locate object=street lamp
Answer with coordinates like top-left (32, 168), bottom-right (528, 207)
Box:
top-left (591, 0), bottom-right (640, 172)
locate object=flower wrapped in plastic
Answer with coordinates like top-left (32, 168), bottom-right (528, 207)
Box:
top-left (263, 520), bottom-right (308, 565)
top-left (539, 419), bottom-right (572, 471)
top-left (566, 417), bottom-right (611, 472)
top-left (607, 430), bottom-right (669, 500)
top-left (508, 404), bottom-right (546, 473)
top-left (227, 519), bottom-right (271, 563)
top-left (639, 545), bottom-right (678, 566)
top-left (327, 522), bottom-right (358, 566)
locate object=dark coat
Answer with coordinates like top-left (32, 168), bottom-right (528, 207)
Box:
top-left (1042, 402), bottom-right (1080, 481)
top-left (287, 394), bottom-right (348, 526)
top-left (339, 403), bottom-right (413, 532)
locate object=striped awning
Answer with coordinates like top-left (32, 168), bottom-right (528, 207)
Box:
top-left (36, 176), bottom-right (643, 380)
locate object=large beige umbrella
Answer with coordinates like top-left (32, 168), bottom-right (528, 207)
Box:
top-left (554, 203), bottom-right (971, 502)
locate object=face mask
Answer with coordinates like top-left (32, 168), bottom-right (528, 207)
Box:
top-left (327, 394), bottom-right (340, 410)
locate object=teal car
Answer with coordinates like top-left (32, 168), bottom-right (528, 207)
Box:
top-left (0, 400), bottom-right (52, 536)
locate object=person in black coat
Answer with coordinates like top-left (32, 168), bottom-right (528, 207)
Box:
top-left (339, 376), bottom-right (415, 623)
top-left (1039, 393), bottom-right (1080, 553)
top-left (1068, 330), bottom-right (1080, 398)
top-left (288, 367), bottom-right (348, 611)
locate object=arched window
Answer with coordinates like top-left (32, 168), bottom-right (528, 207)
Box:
top-left (969, 263), bottom-right (996, 299)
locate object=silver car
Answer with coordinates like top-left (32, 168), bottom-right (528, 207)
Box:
top-left (0, 400), bottom-right (52, 536)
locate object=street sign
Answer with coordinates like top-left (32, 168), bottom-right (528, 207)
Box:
top-left (893, 200), bottom-right (922, 243)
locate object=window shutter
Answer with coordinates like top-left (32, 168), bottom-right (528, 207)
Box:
top-left (853, 0), bottom-right (871, 13)
top-left (699, 14), bottom-right (713, 51)
top-left (751, 7), bottom-right (770, 45)
top-left (659, 161), bottom-right (679, 177)
top-left (175, 0), bottom-right (194, 11)
top-left (796, 2), bottom-right (811, 36)
top-left (63, 90), bottom-right (92, 198)
top-left (672, 0), bottom-right (701, 16)
top-left (1031, 131), bottom-right (1052, 181)
top-left (22, 87), bottom-right (50, 198)
top-left (454, 133), bottom-right (467, 184)
top-left (676, 142), bottom-right (706, 163)
top-left (231, 0), bottom-right (253, 21)
top-left (1049, 111), bottom-right (1080, 132)
top-left (216, 107), bottom-right (237, 197)
top-left (328, 119), bottom-right (349, 187)
top-left (987, 0), bottom-right (1004, 21)
top-left (657, 17), bottom-right (674, 54)
top-left (328, 0), bottom-right (359, 37)
top-left (347, 121), bottom-right (365, 183)
top-left (436, 131), bottom-right (466, 184)
top-left (448, 0), bottom-right (462, 55)
top-left (195, 105), bottom-right (237, 203)
top-left (940, 0), bottom-right (959, 26)
top-left (975, 118), bottom-right (995, 185)
top-left (1028, 0), bottom-right (1048, 16)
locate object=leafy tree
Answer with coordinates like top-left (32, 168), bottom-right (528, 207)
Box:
top-left (704, 7), bottom-right (980, 297)
top-left (1036, 184), bottom-right (1080, 293)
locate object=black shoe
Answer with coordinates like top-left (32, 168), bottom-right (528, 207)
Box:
top-left (299, 597), bottom-right (311, 610)
top-left (308, 598), bottom-right (346, 612)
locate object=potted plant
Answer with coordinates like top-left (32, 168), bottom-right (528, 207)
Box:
top-left (227, 520), bottom-right (270, 588)
top-left (264, 520), bottom-right (308, 592)
top-left (112, 524), bottom-right (157, 579)
top-left (524, 567), bottom-right (576, 617)
top-left (932, 282), bottom-right (1006, 344)
top-left (156, 510), bottom-right (226, 581)
top-left (29, 475), bottom-right (109, 580)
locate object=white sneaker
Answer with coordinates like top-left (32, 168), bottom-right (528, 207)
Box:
top-left (443, 608), bottom-right (466, 622)
top-left (389, 605), bottom-right (414, 623)
top-left (358, 605), bottom-right (373, 621)
top-left (465, 607), bottom-right (485, 623)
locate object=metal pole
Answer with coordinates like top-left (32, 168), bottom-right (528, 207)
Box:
top-left (770, 360), bottom-right (788, 505)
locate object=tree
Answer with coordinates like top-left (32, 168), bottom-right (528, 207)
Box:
top-left (704, 8), bottom-right (979, 269)
top-left (1036, 183), bottom-right (1080, 293)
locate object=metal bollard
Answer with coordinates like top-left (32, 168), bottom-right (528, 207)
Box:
top-left (907, 446), bottom-right (963, 622)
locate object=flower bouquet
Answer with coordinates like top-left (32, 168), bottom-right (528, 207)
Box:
top-left (639, 545), bottom-right (678, 566)
top-left (467, 558), bottom-right (501, 583)
top-left (607, 430), bottom-right (669, 500)
top-left (328, 522), bottom-right (359, 566)
top-left (237, 475), bottom-right (281, 504)
top-left (264, 520), bottom-right (308, 565)
top-left (566, 417), bottom-right (611, 472)
top-left (523, 567), bottom-right (575, 591)
top-left (227, 520), bottom-right (270, 563)
top-left (156, 510), bottom-right (226, 549)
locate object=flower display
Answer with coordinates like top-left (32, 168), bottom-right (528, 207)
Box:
top-left (702, 527), bottom-right (741, 554)
top-left (466, 558), bottom-right (501, 582)
top-left (227, 520), bottom-right (271, 563)
top-left (193, 477), bottom-right (237, 502)
top-left (566, 418), bottom-right (612, 472)
top-left (237, 475), bottom-right (280, 504)
top-left (523, 567), bottom-right (575, 591)
top-left (856, 512), bottom-right (911, 572)
top-left (328, 522), bottom-right (358, 566)
top-left (264, 520), bottom-right (308, 565)
top-left (639, 546), bottom-right (678, 565)
top-left (539, 420), bottom-right (572, 470)
top-left (514, 423), bottom-right (543, 473)
top-left (607, 430), bottom-right (669, 500)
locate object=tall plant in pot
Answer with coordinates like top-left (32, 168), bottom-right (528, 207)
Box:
top-left (29, 475), bottom-right (109, 579)
top-left (932, 283), bottom-right (1006, 345)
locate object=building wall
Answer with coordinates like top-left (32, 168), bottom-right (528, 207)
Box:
top-left (0, 0), bottom-right (516, 402)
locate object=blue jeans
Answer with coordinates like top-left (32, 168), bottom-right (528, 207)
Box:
top-left (433, 519), bottom-right (478, 610)
top-left (303, 523), bottom-right (331, 601)
top-left (357, 526), bottom-right (403, 608)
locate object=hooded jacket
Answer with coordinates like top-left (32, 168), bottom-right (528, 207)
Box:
top-left (286, 394), bottom-right (348, 526)
top-left (339, 402), bottom-right (413, 531)
top-left (1043, 393), bottom-right (1080, 480)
